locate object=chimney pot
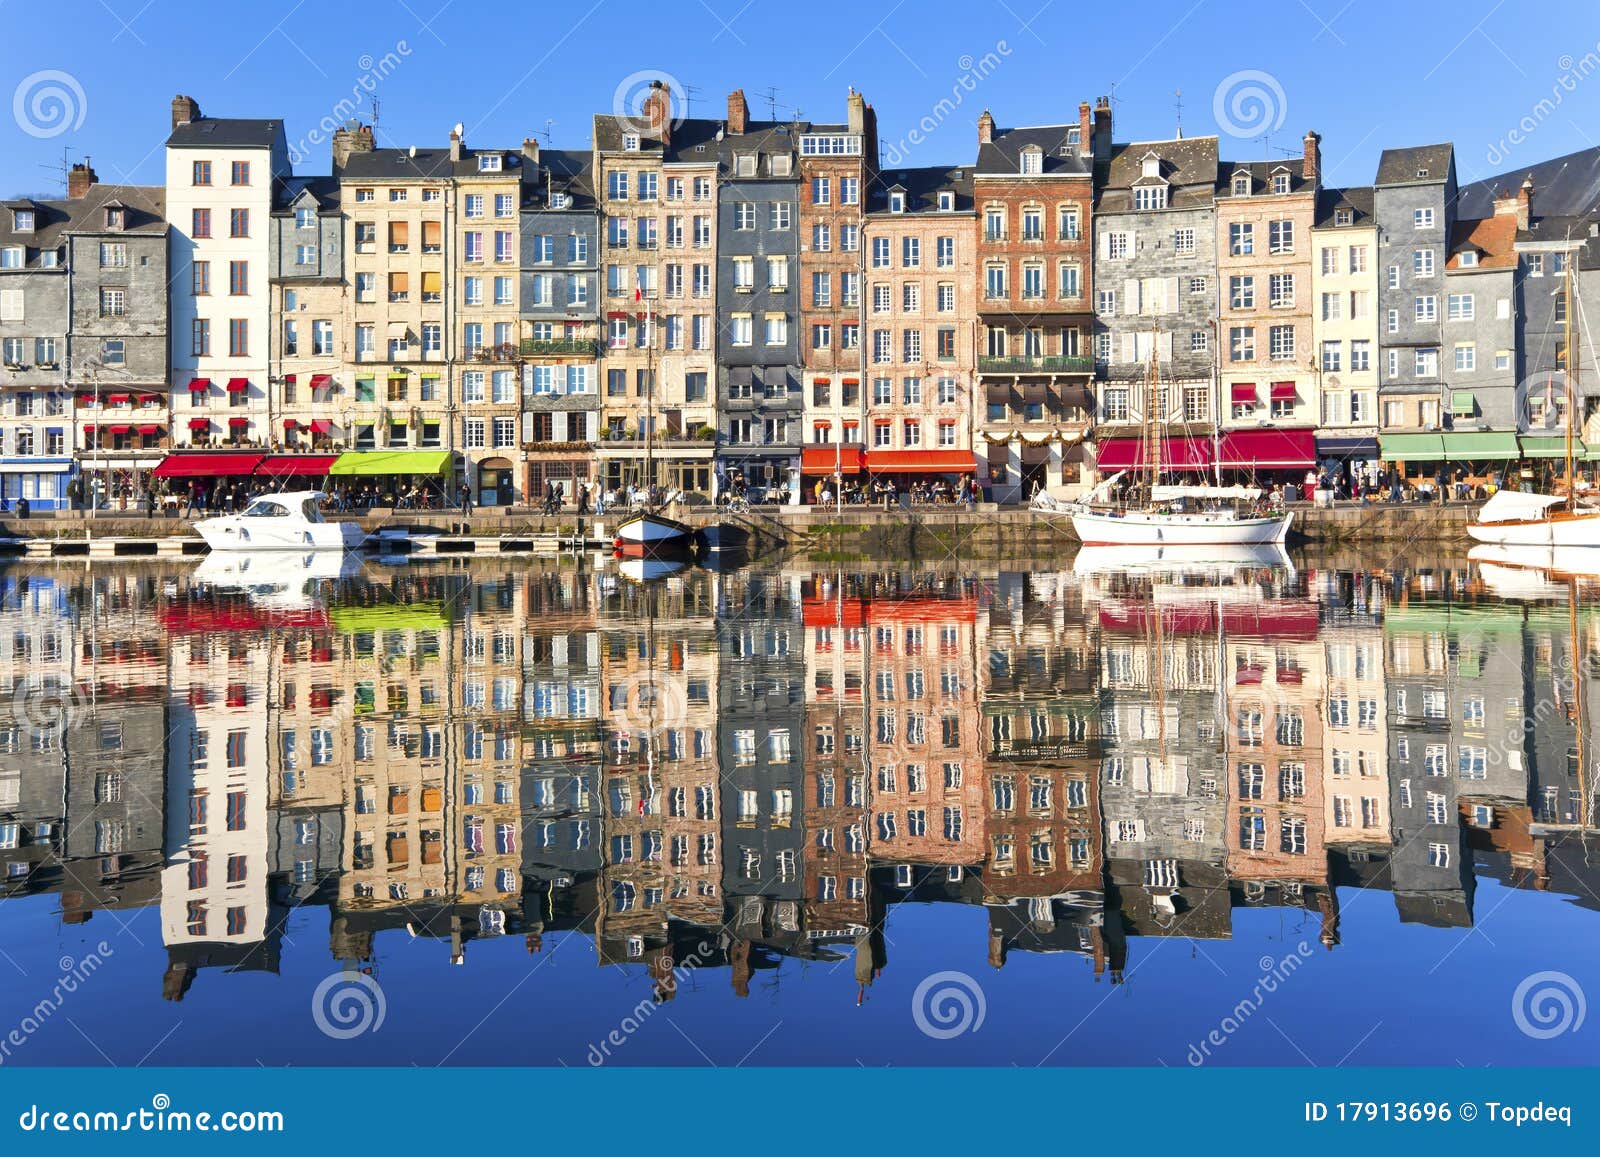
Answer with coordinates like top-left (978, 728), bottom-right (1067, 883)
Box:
top-left (1517, 175), bottom-right (1533, 230)
top-left (67, 160), bottom-right (96, 199)
top-left (1302, 130), bottom-right (1322, 184)
top-left (727, 88), bottom-right (749, 136)
top-left (170, 94), bottom-right (200, 132)
top-left (1078, 101), bottom-right (1092, 156)
top-left (977, 109), bottom-right (994, 145)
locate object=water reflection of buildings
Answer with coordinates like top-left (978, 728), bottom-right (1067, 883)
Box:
top-left (3, 557), bottom-right (1600, 998)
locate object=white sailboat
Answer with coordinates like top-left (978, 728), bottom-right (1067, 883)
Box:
top-left (1037, 344), bottom-right (1292, 546)
top-left (1469, 242), bottom-right (1600, 548)
top-left (614, 295), bottom-right (693, 558)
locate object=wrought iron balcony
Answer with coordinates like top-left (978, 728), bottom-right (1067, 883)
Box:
top-left (978, 355), bottom-right (1095, 374)
top-left (519, 338), bottom-right (602, 357)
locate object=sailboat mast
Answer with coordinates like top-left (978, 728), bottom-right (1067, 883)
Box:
top-left (1565, 250), bottom-right (1577, 508)
top-left (645, 302), bottom-right (655, 497)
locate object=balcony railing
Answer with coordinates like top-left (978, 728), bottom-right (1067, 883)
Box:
top-left (979, 355), bottom-right (1094, 374)
top-left (520, 338), bottom-right (602, 358)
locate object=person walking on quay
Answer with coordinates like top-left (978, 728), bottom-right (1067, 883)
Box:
top-left (458, 482), bottom-right (473, 515)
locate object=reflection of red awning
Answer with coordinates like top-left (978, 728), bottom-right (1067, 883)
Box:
top-left (1276, 665), bottom-right (1304, 684)
top-left (1100, 602), bottom-right (1220, 635)
top-left (106, 424), bottom-right (131, 435)
top-left (1270, 381), bottom-right (1297, 401)
top-left (801, 445), bottom-right (865, 474)
top-left (864, 450), bottom-right (976, 473)
top-left (1222, 602), bottom-right (1319, 641)
top-left (187, 417), bottom-right (210, 430)
top-left (139, 393), bottom-right (161, 405)
top-left (1230, 383), bottom-right (1257, 404)
top-left (309, 374), bottom-right (332, 389)
top-left (257, 454), bottom-right (340, 478)
top-left (867, 596), bottom-right (977, 624)
top-left (309, 687), bottom-right (333, 711)
top-left (153, 452), bottom-right (265, 479)
top-left (1218, 429), bottom-right (1316, 469)
top-left (226, 378), bottom-right (250, 393)
top-left (802, 597), bottom-right (869, 628)
top-left (1236, 666), bottom-right (1264, 685)
top-left (160, 601), bottom-right (327, 634)
top-left (1096, 436), bottom-right (1214, 471)
top-left (309, 419), bottom-right (335, 435)
top-left (188, 687), bottom-right (207, 707)
top-left (106, 393), bottom-right (130, 405)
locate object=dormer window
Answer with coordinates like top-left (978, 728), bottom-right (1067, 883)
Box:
top-left (1459, 251), bottom-right (1478, 267)
top-left (11, 210), bottom-right (33, 233)
top-left (1272, 173), bottom-right (1290, 195)
top-left (1232, 173), bottom-right (1251, 196)
top-left (1066, 126), bottom-right (1081, 151)
top-left (889, 190), bottom-right (906, 213)
top-left (1020, 148), bottom-right (1042, 175)
top-left (1416, 168), bottom-right (1428, 178)
top-left (1140, 154), bottom-right (1161, 179)
top-left (937, 191), bottom-right (954, 212)
top-left (622, 133), bottom-right (640, 151)
top-left (1133, 186), bottom-right (1167, 211)
top-left (768, 154), bottom-right (792, 177)
top-left (736, 154), bottom-right (756, 178)
top-left (1334, 208), bottom-right (1353, 226)
top-left (477, 154), bottom-right (502, 172)
top-left (104, 206), bottom-right (125, 230)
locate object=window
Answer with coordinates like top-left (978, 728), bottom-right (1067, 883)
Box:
top-left (229, 208), bottom-right (249, 238)
top-left (1268, 273), bottom-right (1294, 308)
top-left (1268, 219), bottom-right (1294, 253)
top-left (1446, 292), bottom-right (1474, 321)
top-left (1133, 185), bottom-right (1166, 210)
top-left (1413, 248), bottom-right (1435, 277)
top-left (230, 160), bottom-right (250, 185)
top-left (1229, 222), bottom-right (1253, 256)
top-left (1415, 295), bottom-right (1437, 322)
top-left (1413, 207), bottom-right (1435, 228)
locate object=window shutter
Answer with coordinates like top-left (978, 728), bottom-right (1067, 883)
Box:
top-left (1158, 332), bottom-right (1173, 362)
top-left (1123, 279), bottom-right (1140, 316)
top-left (1121, 333), bottom-right (1136, 364)
top-left (1167, 277), bottom-right (1180, 310)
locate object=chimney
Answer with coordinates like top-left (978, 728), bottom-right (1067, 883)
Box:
top-left (1093, 96), bottom-right (1112, 161)
top-left (331, 123), bottom-right (374, 169)
top-left (1492, 185), bottom-right (1519, 218)
top-left (1518, 175), bottom-right (1533, 229)
top-left (847, 87), bottom-right (866, 134)
top-left (521, 136), bottom-right (540, 164)
top-left (1301, 130), bottom-right (1322, 184)
top-left (1078, 101), bottom-right (1093, 156)
top-left (67, 159), bottom-right (96, 199)
top-left (977, 109), bottom-right (994, 145)
top-left (170, 94), bottom-right (200, 131)
top-left (449, 124), bottom-right (463, 163)
top-left (727, 88), bottom-right (749, 135)
top-left (644, 80), bottom-right (672, 147)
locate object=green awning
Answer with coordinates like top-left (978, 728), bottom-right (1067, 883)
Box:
top-left (1440, 431), bottom-right (1518, 458)
top-left (1379, 433), bottom-right (1446, 461)
top-left (328, 450), bottom-right (454, 477)
top-left (1451, 391), bottom-right (1476, 417)
top-left (1518, 434), bottom-right (1584, 459)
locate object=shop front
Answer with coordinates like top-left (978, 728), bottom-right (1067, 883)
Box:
top-left (1217, 429), bottom-right (1317, 489)
top-left (326, 450), bottom-right (458, 509)
top-left (1093, 434), bottom-right (1215, 480)
top-left (800, 444), bottom-right (865, 503)
top-left (0, 459), bottom-right (74, 511)
top-left (862, 449), bottom-right (977, 503)
top-left (475, 456), bottom-right (516, 507)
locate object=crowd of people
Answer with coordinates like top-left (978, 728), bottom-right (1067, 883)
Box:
top-left (809, 476), bottom-right (980, 510)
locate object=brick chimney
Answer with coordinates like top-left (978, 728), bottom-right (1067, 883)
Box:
top-left (1078, 101), bottom-right (1093, 156)
top-left (978, 109), bottom-right (994, 145)
top-left (1302, 130), bottom-right (1322, 184)
top-left (522, 136), bottom-right (541, 164)
top-left (727, 88), bottom-right (749, 135)
top-left (331, 123), bottom-right (374, 169)
top-left (643, 80), bottom-right (672, 146)
top-left (170, 94), bottom-right (200, 131)
top-left (449, 124), bottom-right (464, 162)
top-left (1518, 175), bottom-right (1534, 229)
top-left (1093, 96), bottom-right (1112, 161)
top-left (1493, 184), bottom-right (1520, 217)
top-left (847, 87), bottom-right (866, 134)
top-left (67, 159), bottom-right (97, 199)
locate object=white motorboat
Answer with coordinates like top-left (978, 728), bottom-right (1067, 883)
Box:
top-left (614, 511), bottom-right (694, 557)
top-left (195, 490), bottom-right (365, 552)
top-left (191, 550), bottom-right (365, 608)
top-left (1465, 489), bottom-right (1600, 548)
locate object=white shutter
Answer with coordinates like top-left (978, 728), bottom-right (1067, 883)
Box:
top-left (522, 412), bottom-right (535, 442)
top-left (552, 411), bottom-right (568, 442)
top-left (1167, 277), bottom-right (1180, 312)
top-left (1123, 279), bottom-right (1141, 316)
top-left (1121, 333), bottom-right (1136, 364)
top-left (1158, 332), bottom-right (1174, 362)
top-left (0, 290), bottom-right (21, 322)
top-left (1099, 231), bottom-right (1110, 260)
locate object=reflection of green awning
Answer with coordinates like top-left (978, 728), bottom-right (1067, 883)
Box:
top-left (1379, 433), bottom-right (1445, 461)
top-left (1385, 601), bottom-right (1594, 636)
top-left (329, 450), bottom-right (453, 476)
top-left (1441, 431), bottom-right (1518, 458)
top-left (1518, 434), bottom-right (1584, 458)
top-left (329, 602), bottom-right (450, 633)
top-left (1451, 391), bottom-right (1476, 417)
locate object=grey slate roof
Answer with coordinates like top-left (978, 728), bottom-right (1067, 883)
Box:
top-left (1374, 143), bottom-right (1453, 186)
top-left (0, 185), bottom-right (165, 267)
top-left (1314, 185), bottom-right (1374, 228)
top-left (1098, 137), bottom-right (1218, 213)
top-left (1458, 145), bottom-right (1600, 220)
top-left (865, 165), bottom-right (974, 214)
top-left (975, 124), bottom-right (1092, 177)
top-left (337, 147), bottom-right (457, 181)
top-left (275, 175), bottom-right (341, 214)
top-left (166, 117), bottom-right (283, 149)
top-left (1217, 159), bottom-right (1313, 196)
top-left (526, 148), bottom-right (595, 210)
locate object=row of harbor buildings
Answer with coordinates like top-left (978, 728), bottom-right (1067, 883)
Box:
top-left (1, 86), bottom-right (1599, 509)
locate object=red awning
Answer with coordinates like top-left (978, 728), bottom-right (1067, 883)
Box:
top-left (228, 416), bottom-right (249, 426)
top-left (309, 374), bottom-right (332, 389)
top-left (1218, 429), bottom-right (1316, 469)
top-left (256, 454), bottom-right (340, 478)
top-left (138, 424), bottom-right (161, 436)
top-left (187, 417), bottom-right (210, 430)
top-left (152, 452), bottom-right (265, 479)
top-left (1230, 383), bottom-right (1257, 404)
top-left (226, 378), bottom-right (250, 392)
top-left (1270, 381), bottom-right (1297, 401)
top-left (76, 393), bottom-right (94, 405)
top-left (82, 424), bottom-right (95, 433)
top-left (1095, 436), bottom-right (1214, 471)
top-left (106, 393), bottom-right (130, 405)
top-left (801, 445), bottom-right (865, 474)
top-left (106, 424), bottom-right (131, 435)
top-left (842, 377), bottom-right (859, 385)
top-left (865, 450), bottom-right (977, 473)
top-left (282, 374), bottom-right (296, 385)
top-left (814, 376), bottom-right (831, 385)
top-left (187, 378), bottom-right (210, 393)
top-left (139, 393), bottom-right (161, 404)
top-left (283, 419), bottom-right (299, 430)
top-left (309, 419), bottom-right (335, 435)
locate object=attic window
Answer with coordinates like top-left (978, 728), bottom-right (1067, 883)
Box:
top-left (768, 154), bottom-right (792, 177)
top-left (1232, 173), bottom-right (1250, 196)
top-left (1272, 174), bottom-right (1290, 194)
top-left (104, 207), bottom-right (125, 230)
top-left (551, 192), bottom-right (571, 209)
top-left (889, 191), bottom-right (906, 213)
top-left (11, 210), bottom-right (33, 233)
top-left (1140, 155), bottom-right (1161, 180)
top-left (1066, 126), bottom-right (1081, 150)
top-left (622, 133), bottom-right (640, 151)
top-left (1334, 208), bottom-right (1353, 226)
top-left (1416, 168), bottom-right (1428, 178)
top-left (477, 154), bottom-right (502, 172)
top-left (1459, 251), bottom-right (1478, 267)
top-left (1133, 186), bottom-right (1166, 211)
top-left (938, 191), bottom-right (954, 212)
top-left (735, 154), bottom-right (756, 177)
top-left (1020, 149), bottom-right (1042, 175)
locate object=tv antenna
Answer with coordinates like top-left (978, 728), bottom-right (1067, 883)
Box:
top-left (759, 87), bottom-right (781, 121)
top-left (1174, 89), bottom-right (1183, 138)
top-left (39, 147), bottom-right (72, 195)
top-left (542, 118), bottom-right (555, 144)
top-left (681, 83), bottom-right (702, 120)
top-left (369, 94), bottom-right (381, 133)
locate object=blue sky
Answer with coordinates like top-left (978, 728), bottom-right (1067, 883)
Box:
top-left (2, 0), bottom-right (1599, 196)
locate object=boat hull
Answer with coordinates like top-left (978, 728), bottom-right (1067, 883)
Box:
top-left (1067, 508), bottom-right (1293, 546)
top-left (614, 513), bottom-right (694, 558)
top-left (196, 518), bottom-right (365, 552)
top-left (1466, 509), bottom-right (1600, 548)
